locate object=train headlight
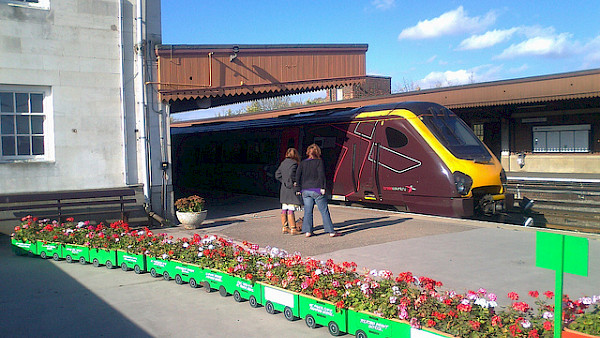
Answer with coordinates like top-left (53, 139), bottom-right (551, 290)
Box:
top-left (453, 171), bottom-right (473, 196)
top-left (500, 168), bottom-right (507, 184)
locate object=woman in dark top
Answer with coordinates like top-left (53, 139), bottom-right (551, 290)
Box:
top-left (295, 144), bottom-right (341, 237)
top-left (275, 148), bottom-right (302, 235)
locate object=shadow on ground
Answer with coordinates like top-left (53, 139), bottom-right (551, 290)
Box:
top-left (0, 234), bottom-right (151, 337)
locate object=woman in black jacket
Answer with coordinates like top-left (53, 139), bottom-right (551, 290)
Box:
top-left (295, 144), bottom-right (341, 237)
top-left (275, 148), bottom-right (303, 235)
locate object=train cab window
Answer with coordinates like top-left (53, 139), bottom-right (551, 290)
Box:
top-left (385, 127), bottom-right (408, 148)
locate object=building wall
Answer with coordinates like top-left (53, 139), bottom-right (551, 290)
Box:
top-left (0, 0), bottom-right (166, 208)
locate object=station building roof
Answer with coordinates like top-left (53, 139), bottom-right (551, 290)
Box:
top-left (171, 68), bottom-right (600, 128)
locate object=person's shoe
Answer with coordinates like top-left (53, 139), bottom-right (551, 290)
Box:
top-left (329, 232), bottom-right (342, 237)
top-left (305, 232), bottom-right (312, 237)
top-left (290, 228), bottom-right (301, 235)
top-left (282, 227), bottom-right (289, 234)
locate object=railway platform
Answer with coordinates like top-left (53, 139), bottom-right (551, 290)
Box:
top-left (162, 193), bottom-right (600, 308)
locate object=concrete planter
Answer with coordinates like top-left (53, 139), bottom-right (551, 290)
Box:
top-left (176, 210), bottom-right (207, 229)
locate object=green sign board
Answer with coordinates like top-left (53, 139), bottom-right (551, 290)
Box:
top-left (535, 231), bottom-right (589, 338)
top-left (536, 231), bottom-right (588, 276)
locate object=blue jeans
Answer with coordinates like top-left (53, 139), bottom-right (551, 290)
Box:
top-left (301, 190), bottom-right (335, 234)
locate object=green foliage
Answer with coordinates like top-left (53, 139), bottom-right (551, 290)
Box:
top-left (568, 304), bottom-right (600, 335)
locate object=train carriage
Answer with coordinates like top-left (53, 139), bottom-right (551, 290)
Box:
top-left (62, 243), bottom-right (89, 264)
top-left (116, 250), bottom-right (147, 274)
top-left (89, 247), bottom-right (118, 269)
top-left (172, 102), bottom-right (510, 218)
top-left (38, 241), bottom-right (62, 261)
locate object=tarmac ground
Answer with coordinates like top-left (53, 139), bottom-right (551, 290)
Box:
top-left (1, 193), bottom-right (598, 337)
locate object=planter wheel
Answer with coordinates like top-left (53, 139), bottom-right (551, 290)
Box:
top-left (219, 285), bottom-right (228, 297)
top-left (175, 275), bottom-right (183, 285)
top-left (134, 265), bottom-right (142, 274)
top-left (121, 263), bottom-right (129, 271)
top-left (93, 258), bottom-right (100, 267)
top-left (40, 251), bottom-right (47, 259)
top-left (150, 268), bottom-right (158, 278)
top-left (249, 295), bottom-right (259, 308)
top-left (233, 290), bottom-right (242, 302)
top-left (66, 255), bottom-right (73, 263)
top-left (202, 281), bottom-right (213, 293)
top-left (163, 271), bottom-right (170, 281)
top-left (305, 315), bottom-right (317, 329)
top-left (105, 261), bottom-right (113, 269)
top-left (79, 256), bottom-right (87, 265)
top-left (52, 253), bottom-right (60, 261)
top-left (328, 321), bottom-right (341, 336)
top-left (355, 330), bottom-right (367, 338)
top-left (189, 278), bottom-right (198, 288)
top-left (265, 301), bottom-right (275, 314)
top-left (284, 306), bottom-right (296, 321)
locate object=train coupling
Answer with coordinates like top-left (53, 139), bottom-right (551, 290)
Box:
top-left (479, 193), bottom-right (514, 215)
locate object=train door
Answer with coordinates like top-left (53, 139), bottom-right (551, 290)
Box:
top-left (369, 120), bottom-right (422, 208)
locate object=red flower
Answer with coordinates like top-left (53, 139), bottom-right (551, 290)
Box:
top-left (469, 320), bottom-right (481, 331)
top-left (66, 217), bottom-right (75, 222)
top-left (335, 300), bottom-right (345, 310)
top-left (528, 290), bottom-right (539, 298)
top-left (491, 315), bottom-right (502, 327)
top-left (528, 330), bottom-right (539, 338)
top-left (512, 301), bottom-right (530, 312)
top-left (245, 273), bottom-right (253, 280)
top-left (427, 319), bottom-right (436, 327)
top-left (227, 267), bottom-right (234, 273)
top-left (543, 291), bottom-right (554, 299)
top-left (508, 292), bottom-right (520, 301)
top-left (543, 321), bottom-right (552, 331)
top-left (457, 304), bottom-right (472, 312)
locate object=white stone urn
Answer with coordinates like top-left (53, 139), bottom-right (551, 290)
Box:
top-left (176, 210), bottom-right (208, 229)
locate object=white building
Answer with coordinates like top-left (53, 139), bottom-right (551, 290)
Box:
top-left (0, 0), bottom-right (171, 227)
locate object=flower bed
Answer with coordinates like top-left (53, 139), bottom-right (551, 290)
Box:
top-left (11, 216), bottom-right (600, 337)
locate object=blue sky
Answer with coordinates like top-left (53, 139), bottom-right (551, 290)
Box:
top-left (162, 1), bottom-right (600, 119)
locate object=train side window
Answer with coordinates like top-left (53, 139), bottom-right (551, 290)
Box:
top-left (385, 127), bottom-right (408, 148)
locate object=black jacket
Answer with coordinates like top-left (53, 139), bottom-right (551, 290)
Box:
top-left (296, 158), bottom-right (326, 191)
top-left (275, 158), bottom-right (302, 205)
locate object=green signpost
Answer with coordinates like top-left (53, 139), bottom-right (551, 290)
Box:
top-left (535, 231), bottom-right (589, 338)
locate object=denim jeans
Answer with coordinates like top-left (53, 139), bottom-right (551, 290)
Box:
top-left (301, 190), bottom-right (335, 234)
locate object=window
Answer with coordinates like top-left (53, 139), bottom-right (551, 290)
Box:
top-left (385, 127), bottom-right (408, 148)
top-left (473, 124), bottom-right (484, 142)
top-left (533, 125), bottom-right (590, 152)
top-left (1, 0), bottom-right (50, 9)
top-left (1, 87), bottom-right (51, 161)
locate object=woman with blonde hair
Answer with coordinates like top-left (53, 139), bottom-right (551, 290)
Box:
top-left (275, 148), bottom-right (303, 235)
top-left (295, 144), bottom-right (341, 237)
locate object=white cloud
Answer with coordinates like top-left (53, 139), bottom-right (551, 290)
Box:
top-left (582, 35), bottom-right (600, 67)
top-left (458, 28), bottom-right (519, 50)
top-left (497, 32), bottom-right (574, 58)
top-left (417, 65), bottom-right (502, 89)
top-left (398, 6), bottom-right (496, 40)
top-left (372, 0), bottom-right (395, 10)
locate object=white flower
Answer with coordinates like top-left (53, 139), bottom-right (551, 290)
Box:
top-left (77, 222), bottom-right (86, 228)
top-left (208, 244), bottom-right (214, 250)
top-left (197, 252), bottom-right (203, 257)
top-left (138, 230), bottom-right (145, 236)
top-left (461, 299), bottom-right (471, 305)
top-left (543, 311), bottom-right (553, 319)
top-left (315, 269), bottom-right (322, 275)
top-left (581, 297), bottom-right (593, 305)
top-left (520, 320), bottom-right (531, 329)
top-left (162, 253), bottom-right (168, 259)
top-left (183, 242), bottom-right (189, 248)
top-left (475, 298), bottom-right (489, 308)
top-left (389, 296), bottom-right (397, 304)
top-left (488, 301), bottom-right (498, 308)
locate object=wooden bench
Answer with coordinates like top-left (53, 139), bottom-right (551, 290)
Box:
top-left (0, 187), bottom-right (144, 224)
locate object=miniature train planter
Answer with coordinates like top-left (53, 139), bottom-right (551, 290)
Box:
top-left (10, 238), bottom-right (464, 337)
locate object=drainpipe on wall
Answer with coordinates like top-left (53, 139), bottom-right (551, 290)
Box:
top-left (136, 0), bottom-right (152, 206)
top-left (118, 0), bottom-right (130, 185)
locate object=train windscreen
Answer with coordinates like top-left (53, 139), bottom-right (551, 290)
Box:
top-left (421, 106), bottom-right (492, 162)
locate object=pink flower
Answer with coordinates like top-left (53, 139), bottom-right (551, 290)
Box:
top-left (487, 293), bottom-right (497, 301)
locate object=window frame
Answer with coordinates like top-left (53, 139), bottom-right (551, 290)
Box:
top-left (0, 85), bottom-right (54, 163)
top-left (1, 0), bottom-right (50, 10)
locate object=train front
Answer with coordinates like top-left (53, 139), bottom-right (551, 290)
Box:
top-left (414, 104), bottom-right (511, 216)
